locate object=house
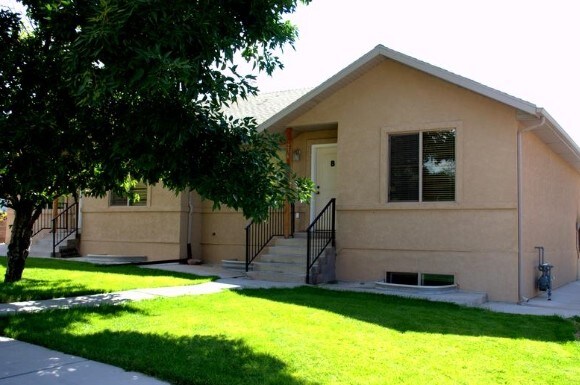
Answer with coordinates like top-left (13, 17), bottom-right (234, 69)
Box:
top-left (77, 45), bottom-right (580, 303)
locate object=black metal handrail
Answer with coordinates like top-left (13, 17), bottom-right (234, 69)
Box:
top-left (31, 207), bottom-right (55, 237)
top-left (52, 200), bottom-right (79, 255)
top-left (31, 198), bottom-right (73, 237)
top-left (245, 203), bottom-right (295, 272)
top-left (306, 198), bottom-right (336, 284)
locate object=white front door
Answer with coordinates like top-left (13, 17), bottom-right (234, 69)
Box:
top-left (311, 144), bottom-right (337, 222)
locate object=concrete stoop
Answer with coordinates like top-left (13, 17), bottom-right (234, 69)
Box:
top-left (240, 234), bottom-right (336, 284)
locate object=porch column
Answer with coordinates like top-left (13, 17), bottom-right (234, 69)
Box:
top-left (283, 127), bottom-right (293, 238)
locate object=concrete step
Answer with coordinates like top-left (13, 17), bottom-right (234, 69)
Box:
top-left (246, 270), bottom-right (306, 283)
top-left (260, 253), bottom-right (304, 264)
top-left (221, 259), bottom-right (250, 271)
top-left (66, 238), bottom-right (79, 248)
top-left (253, 261), bottom-right (311, 274)
top-left (56, 245), bottom-right (80, 258)
top-left (273, 237), bottom-right (307, 247)
top-left (267, 245), bottom-right (306, 256)
top-left (31, 234), bottom-right (53, 246)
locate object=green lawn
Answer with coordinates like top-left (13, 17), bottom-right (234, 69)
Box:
top-left (0, 257), bottom-right (214, 302)
top-left (1, 287), bottom-right (578, 385)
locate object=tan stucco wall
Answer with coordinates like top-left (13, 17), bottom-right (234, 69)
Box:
top-left (189, 193), bottom-right (247, 264)
top-left (0, 216), bottom-right (7, 244)
top-left (286, 59), bottom-right (521, 301)
top-left (80, 185), bottom-right (187, 261)
top-left (521, 131), bottom-right (580, 299)
top-left (4, 209), bottom-right (14, 244)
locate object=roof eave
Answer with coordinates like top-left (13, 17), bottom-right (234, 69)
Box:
top-left (259, 44), bottom-right (539, 131)
top-left (535, 108), bottom-right (580, 171)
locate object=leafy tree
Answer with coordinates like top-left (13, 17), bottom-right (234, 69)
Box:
top-left (0, 0), bottom-right (311, 283)
top-left (0, 7), bottom-right (101, 282)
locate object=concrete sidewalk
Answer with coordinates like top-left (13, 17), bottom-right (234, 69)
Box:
top-left (0, 261), bottom-right (579, 385)
top-left (0, 279), bottom-right (301, 316)
top-left (0, 337), bottom-right (168, 385)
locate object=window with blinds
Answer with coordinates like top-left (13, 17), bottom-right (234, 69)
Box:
top-left (389, 134), bottom-right (419, 201)
top-left (389, 129), bottom-right (455, 202)
top-left (109, 182), bottom-right (148, 206)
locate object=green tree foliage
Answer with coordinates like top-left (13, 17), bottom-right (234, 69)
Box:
top-left (0, 0), bottom-right (311, 282)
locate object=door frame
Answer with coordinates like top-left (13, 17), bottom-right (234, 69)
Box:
top-left (310, 143), bottom-right (337, 223)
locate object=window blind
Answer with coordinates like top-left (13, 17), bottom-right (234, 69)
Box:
top-left (110, 182), bottom-right (148, 206)
top-left (422, 130), bottom-right (455, 201)
top-left (389, 133), bottom-right (419, 201)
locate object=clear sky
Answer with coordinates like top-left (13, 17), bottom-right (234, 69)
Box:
top-left (3, 0), bottom-right (579, 144)
top-left (254, 0), bottom-right (580, 145)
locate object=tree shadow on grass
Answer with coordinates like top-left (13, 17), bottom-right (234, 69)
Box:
top-left (0, 256), bottom-right (214, 280)
top-left (0, 256), bottom-right (216, 303)
top-left (0, 304), bottom-right (317, 385)
top-left (0, 277), bottom-right (91, 303)
top-left (236, 286), bottom-right (577, 343)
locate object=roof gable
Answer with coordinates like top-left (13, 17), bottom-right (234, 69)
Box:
top-left (256, 44), bottom-right (580, 173)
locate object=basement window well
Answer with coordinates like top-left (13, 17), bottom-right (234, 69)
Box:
top-left (385, 272), bottom-right (455, 287)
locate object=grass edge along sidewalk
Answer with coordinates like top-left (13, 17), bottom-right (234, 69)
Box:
top-left (1, 287), bottom-right (579, 385)
top-left (0, 256), bottom-right (215, 303)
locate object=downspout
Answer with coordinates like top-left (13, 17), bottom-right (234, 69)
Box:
top-left (577, 221), bottom-right (580, 280)
top-left (186, 190), bottom-right (193, 262)
top-left (517, 116), bottom-right (545, 303)
top-left (77, 192), bottom-right (83, 235)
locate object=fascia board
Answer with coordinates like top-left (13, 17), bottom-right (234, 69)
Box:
top-left (257, 47), bottom-right (385, 132)
top-left (373, 45), bottom-right (539, 116)
top-left (537, 108), bottom-right (580, 161)
top-left (259, 44), bottom-right (540, 132)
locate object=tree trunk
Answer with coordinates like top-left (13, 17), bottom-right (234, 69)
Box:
top-left (4, 201), bottom-right (41, 283)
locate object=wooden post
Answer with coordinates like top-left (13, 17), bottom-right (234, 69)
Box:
top-left (283, 127), bottom-right (293, 238)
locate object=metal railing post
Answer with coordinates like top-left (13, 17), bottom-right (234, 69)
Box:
top-left (306, 229), bottom-right (311, 284)
top-left (52, 217), bottom-right (56, 256)
top-left (245, 226), bottom-right (250, 272)
top-left (75, 200), bottom-right (79, 235)
top-left (331, 199), bottom-right (336, 247)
